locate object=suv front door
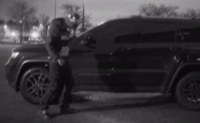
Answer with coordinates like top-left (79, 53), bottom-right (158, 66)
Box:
top-left (69, 22), bottom-right (141, 92)
top-left (98, 22), bottom-right (141, 92)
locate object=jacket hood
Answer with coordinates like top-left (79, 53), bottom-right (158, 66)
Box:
top-left (51, 18), bottom-right (65, 28)
top-left (50, 18), bottom-right (70, 34)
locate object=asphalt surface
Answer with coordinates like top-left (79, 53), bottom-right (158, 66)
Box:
top-left (0, 44), bottom-right (199, 123)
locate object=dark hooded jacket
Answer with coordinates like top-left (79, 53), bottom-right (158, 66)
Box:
top-left (45, 18), bottom-right (70, 59)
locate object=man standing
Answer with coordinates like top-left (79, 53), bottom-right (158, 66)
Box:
top-left (39, 17), bottom-right (76, 119)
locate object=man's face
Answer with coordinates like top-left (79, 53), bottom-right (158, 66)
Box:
top-left (59, 21), bottom-right (70, 36)
top-left (64, 17), bottom-right (76, 28)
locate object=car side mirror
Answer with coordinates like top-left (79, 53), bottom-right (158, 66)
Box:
top-left (83, 33), bottom-right (96, 44)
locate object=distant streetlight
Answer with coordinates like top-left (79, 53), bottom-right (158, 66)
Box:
top-left (82, 0), bottom-right (85, 30)
top-left (19, 20), bottom-right (24, 43)
top-left (3, 25), bottom-right (7, 38)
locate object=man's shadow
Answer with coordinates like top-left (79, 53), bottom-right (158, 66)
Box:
top-left (49, 94), bottom-right (176, 118)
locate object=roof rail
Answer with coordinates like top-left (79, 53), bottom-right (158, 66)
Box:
top-left (191, 18), bottom-right (200, 20)
top-left (130, 15), bottom-right (143, 18)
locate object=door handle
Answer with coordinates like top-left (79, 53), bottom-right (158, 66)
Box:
top-left (111, 47), bottom-right (132, 55)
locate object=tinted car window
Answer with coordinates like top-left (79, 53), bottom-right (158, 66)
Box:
top-left (177, 27), bottom-right (200, 42)
top-left (109, 23), bottom-right (140, 43)
top-left (141, 23), bottom-right (176, 42)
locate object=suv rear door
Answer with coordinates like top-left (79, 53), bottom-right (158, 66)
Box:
top-left (132, 22), bottom-right (178, 92)
top-left (176, 23), bottom-right (200, 50)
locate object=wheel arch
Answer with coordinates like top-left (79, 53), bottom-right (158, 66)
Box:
top-left (15, 59), bottom-right (49, 92)
top-left (167, 63), bottom-right (200, 95)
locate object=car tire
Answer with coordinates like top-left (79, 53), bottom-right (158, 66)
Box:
top-left (176, 72), bottom-right (200, 111)
top-left (20, 67), bottom-right (53, 104)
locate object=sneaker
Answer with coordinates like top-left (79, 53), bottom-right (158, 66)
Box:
top-left (38, 110), bottom-right (50, 119)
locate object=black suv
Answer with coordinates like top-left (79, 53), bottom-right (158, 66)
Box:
top-left (5, 17), bottom-right (200, 110)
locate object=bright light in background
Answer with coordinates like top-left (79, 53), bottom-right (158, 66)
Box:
top-left (30, 32), bottom-right (39, 38)
top-left (5, 30), bottom-right (19, 38)
top-left (30, 26), bottom-right (41, 38)
top-left (29, 25), bottom-right (44, 42)
top-left (39, 24), bottom-right (44, 28)
top-left (4, 25), bottom-right (7, 29)
top-left (10, 32), bottom-right (16, 37)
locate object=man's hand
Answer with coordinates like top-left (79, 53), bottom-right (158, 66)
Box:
top-left (61, 35), bottom-right (77, 40)
top-left (61, 35), bottom-right (77, 46)
top-left (57, 58), bottom-right (65, 66)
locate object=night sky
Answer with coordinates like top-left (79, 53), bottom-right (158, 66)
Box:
top-left (0, 0), bottom-right (200, 25)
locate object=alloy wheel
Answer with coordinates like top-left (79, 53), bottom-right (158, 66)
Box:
top-left (26, 72), bottom-right (50, 99)
top-left (183, 78), bottom-right (200, 104)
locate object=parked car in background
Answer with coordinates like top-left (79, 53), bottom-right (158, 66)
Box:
top-left (5, 16), bottom-right (200, 110)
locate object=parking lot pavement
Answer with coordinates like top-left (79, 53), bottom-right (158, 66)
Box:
top-left (0, 44), bottom-right (200, 123)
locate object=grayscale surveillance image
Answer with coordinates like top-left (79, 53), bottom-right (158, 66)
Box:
top-left (0, 0), bottom-right (200, 122)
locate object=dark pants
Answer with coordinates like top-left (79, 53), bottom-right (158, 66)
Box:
top-left (40, 58), bottom-right (74, 110)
